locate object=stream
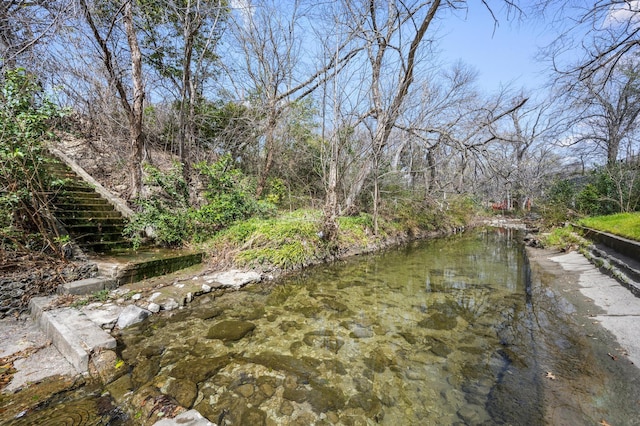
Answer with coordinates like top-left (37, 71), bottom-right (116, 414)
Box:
top-left (4, 228), bottom-right (640, 425)
top-left (115, 228), bottom-right (551, 424)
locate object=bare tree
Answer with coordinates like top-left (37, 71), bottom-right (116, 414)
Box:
top-left (541, 1), bottom-right (640, 84)
top-left (0, 1), bottom-right (70, 71)
top-left (561, 63), bottom-right (640, 166)
top-left (482, 96), bottom-right (562, 209)
top-left (138, 0), bottom-right (227, 181)
top-left (321, 0), bottom-right (523, 234)
top-left (78, 0), bottom-right (146, 198)
top-left (225, 0), bottom-right (358, 197)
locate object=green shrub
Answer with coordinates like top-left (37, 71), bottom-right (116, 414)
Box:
top-left (0, 68), bottom-right (66, 254)
top-left (124, 162), bottom-right (191, 248)
top-left (125, 156), bottom-right (276, 247)
top-left (210, 210), bottom-right (323, 270)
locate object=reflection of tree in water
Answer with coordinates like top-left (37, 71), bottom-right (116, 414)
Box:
top-left (450, 287), bottom-right (492, 323)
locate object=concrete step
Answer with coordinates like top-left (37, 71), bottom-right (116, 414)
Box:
top-left (576, 225), bottom-right (640, 297)
top-left (54, 210), bottom-right (124, 220)
top-left (91, 249), bottom-right (204, 287)
top-left (55, 202), bottom-right (117, 211)
top-left (55, 191), bottom-right (105, 200)
top-left (59, 217), bottom-right (127, 227)
top-left (29, 296), bottom-right (117, 373)
top-left (82, 240), bottom-right (133, 254)
top-left (64, 228), bottom-right (128, 242)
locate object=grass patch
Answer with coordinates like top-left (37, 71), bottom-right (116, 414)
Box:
top-left (205, 204), bottom-right (476, 271)
top-left (207, 209), bottom-right (324, 270)
top-left (337, 213), bottom-right (378, 247)
top-left (541, 225), bottom-right (587, 250)
top-left (578, 212), bottom-right (640, 240)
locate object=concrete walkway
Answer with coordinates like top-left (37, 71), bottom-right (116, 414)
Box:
top-left (549, 251), bottom-right (640, 366)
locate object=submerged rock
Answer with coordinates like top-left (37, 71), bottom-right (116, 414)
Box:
top-left (165, 378), bottom-right (198, 408)
top-left (206, 320), bottom-right (256, 341)
top-left (303, 331), bottom-right (344, 353)
top-left (417, 311), bottom-right (458, 330)
top-left (170, 355), bottom-right (231, 383)
top-left (425, 336), bottom-right (452, 358)
top-left (364, 349), bottom-right (396, 373)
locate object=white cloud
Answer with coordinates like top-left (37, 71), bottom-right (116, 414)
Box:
top-left (231, 0), bottom-right (254, 27)
top-left (605, 0), bottom-right (640, 27)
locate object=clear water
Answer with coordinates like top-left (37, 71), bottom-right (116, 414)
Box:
top-left (119, 229), bottom-right (538, 424)
top-left (8, 228), bottom-right (639, 425)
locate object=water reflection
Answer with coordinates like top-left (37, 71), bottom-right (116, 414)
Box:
top-left (117, 229), bottom-right (538, 425)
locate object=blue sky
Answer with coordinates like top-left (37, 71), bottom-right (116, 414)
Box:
top-left (438, 7), bottom-right (554, 94)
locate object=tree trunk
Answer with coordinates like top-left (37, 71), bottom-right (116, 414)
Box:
top-left (256, 111), bottom-right (278, 197)
top-left (123, 1), bottom-right (145, 199)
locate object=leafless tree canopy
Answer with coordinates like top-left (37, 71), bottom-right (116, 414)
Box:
top-left (6, 0), bottom-right (613, 227)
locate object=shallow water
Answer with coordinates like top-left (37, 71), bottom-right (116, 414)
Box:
top-left (7, 228), bottom-right (640, 425)
top-left (119, 228), bottom-right (540, 424)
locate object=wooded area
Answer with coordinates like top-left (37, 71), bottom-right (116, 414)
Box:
top-left (3, 0), bottom-right (640, 254)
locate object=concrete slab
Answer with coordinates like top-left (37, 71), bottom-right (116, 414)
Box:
top-left (6, 345), bottom-right (77, 392)
top-left (549, 252), bottom-right (592, 272)
top-left (29, 297), bottom-right (116, 373)
top-left (595, 316), bottom-right (640, 367)
top-left (550, 251), bottom-right (640, 370)
top-left (59, 277), bottom-right (116, 295)
top-left (201, 270), bottom-right (261, 289)
top-left (81, 303), bottom-right (123, 330)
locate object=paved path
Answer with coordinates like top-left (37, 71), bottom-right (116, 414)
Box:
top-left (549, 251), bottom-right (640, 366)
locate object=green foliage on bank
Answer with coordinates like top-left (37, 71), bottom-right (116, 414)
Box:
top-left (208, 210), bottom-right (324, 270)
top-left (206, 195), bottom-right (476, 272)
top-left (541, 225), bottom-right (587, 250)
top-left (124, 155), bottom-right (277, 248)
top-left (578, 212), bottom-right (640, 241)
top-left (541, 163), bottom-right (640, 224)
top-left (0, 68), bottom-right (67, 254)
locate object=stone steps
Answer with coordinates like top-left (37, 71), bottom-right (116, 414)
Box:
top-left (30, 296), bottom-right (117, 373)
top-left (46, 157), bottom-right (132, 253)
top-left (577, 225), bottom-right (640, 297)
top-left (57, 250), bottom-right (204, 295)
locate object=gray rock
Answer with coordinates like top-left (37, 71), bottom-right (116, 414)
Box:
top-left (148, 303), bottom-right (161, 313)
top-left (117, 305), bottom-right (151, 328)
top-left (162, 298), bottom-right (179, 311)
top-left (202, 270), bottom-right (261, 289)
top-left (201, 284), bottom-right (212, 293)
top-left (82, 303), bottom-right (123, 330)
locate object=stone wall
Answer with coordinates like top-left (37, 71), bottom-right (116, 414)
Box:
top-left (0, 262), bottom-right (97, 318)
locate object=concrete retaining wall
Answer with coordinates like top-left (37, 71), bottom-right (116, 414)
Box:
top-left (575, 225), bottom-right (640, 260)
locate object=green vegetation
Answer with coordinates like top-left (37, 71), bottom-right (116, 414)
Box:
top-left (206, 197), bottom-right (474, 272)
top-left (541, 163), bottom-right (640, 225)
top-left (0, 68), bottom-right (67, 255)
top-left (541, 226), bottom-right (587, 250)
top-left (124, 155), bottom-right (277, 248)
top-left (209, 210), bottom-right (324, 270)
top-left (578, 213), bottom-right (640, 240)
